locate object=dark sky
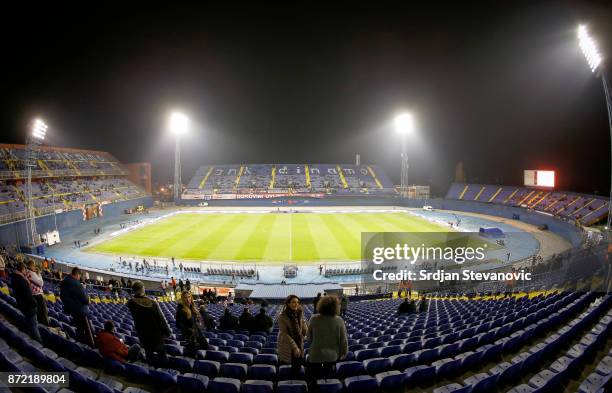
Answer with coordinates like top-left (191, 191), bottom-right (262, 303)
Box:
top-left (2, 1), bottom-right (612, 196)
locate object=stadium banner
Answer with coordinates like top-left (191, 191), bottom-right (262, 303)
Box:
top-left (181, 192), bottom-right (326, 200)
top-left (359, 231), bottom-right (605, 293)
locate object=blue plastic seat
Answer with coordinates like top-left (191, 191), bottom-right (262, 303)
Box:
top-left (178, 373), bottom-right (209, 392)
top-left (278, 365), bottom-right (305, 380)
top-left (230, 352), bottom-right (254, 365)
top-left (344, 375), bottom-right (379, 393)
top-left (434, 358), bottom-right (462, 378)
top-left (363, 357), bottom-right (391, 375)
top-left (464, 373), bottom-right (497, 393)
top-left (254, 354), bottom-right (278, 366)
top-left (124, 363), bottom-right (150, 383)
top-left (336, 361), bottom-right (365, 379)
top-left (242, 380), bottom-right (274, 393)
top-left (149, 368), bottom-right (177, 388)
top-left (405, 365), bottom-right (436, 386)
top-left (317, 379), bottom-right (343, 393)
top-left (194, 359), bottom-right (221, 377)
top-left (209, 377), bottom-right (241, 393)
top-left (355, 348), bottom-right (380, 362)
top-left (248, 364), bottom-right (277, 381)
top-left (277, 380), bottom-right (308, 393)
top-left (380, 345), bottom-right (402, 357)
top-left (375, 370), bottom-right (406, 390)
top-left (206, 350), bottom-right (231, 363)
top-left (169, 356), bottom-right (194, 374)
top-left (221, 363), bottom-right (248, 380)
top-left (433, 383), bottom-right (471, 393)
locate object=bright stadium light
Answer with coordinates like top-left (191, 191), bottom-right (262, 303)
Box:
top-left (574, 24), bottom-right (612, 233)
top-left (578, 24), bottom-right (602, 73)
top-left (394, 113), bottom-right (415, 135)
top-left (169, 111), bottom-right (189, 201)
top-left (169, 111), bottom-right (189, 135)
top-left (32, 119), bottom-right (48, 140)
top-left (393, 112), bottom-right (415, 197)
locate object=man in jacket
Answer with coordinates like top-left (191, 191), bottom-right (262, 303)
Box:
top-left (127, 281), bottom-right (171, 367)
top-left (252, 308), bottom-right (273, 334)
top-left (60, 267), bottom-right (94, 347)
top-left (11, 262), bottom-right (41, 342)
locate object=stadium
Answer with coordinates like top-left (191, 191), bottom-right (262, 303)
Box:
top-left (1, 4), bottom-right (611, 393)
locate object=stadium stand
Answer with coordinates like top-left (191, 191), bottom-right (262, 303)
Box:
top-left (0, 144), bottom-right (148, 229)
top-left (182, 164), bottom-right (395, 200)
top-left (446, 183), bottom-right (609, 226)
top-left (0, 248), bottom-right (610, 393)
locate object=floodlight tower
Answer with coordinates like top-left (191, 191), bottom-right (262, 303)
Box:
top-left (169, 112), bottom-right (189, 202)
top-left (25, 119), bottom-right (48, 246)
top-left (394, 113), bottom-right (415, 197)
top-left (577, 25), bottom-right (612, 230)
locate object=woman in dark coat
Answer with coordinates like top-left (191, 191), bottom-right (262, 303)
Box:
top-left (176, 291), bottom-right (208, 355)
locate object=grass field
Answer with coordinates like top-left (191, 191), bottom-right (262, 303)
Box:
top-left (89, 212), bottom-right (448, 263)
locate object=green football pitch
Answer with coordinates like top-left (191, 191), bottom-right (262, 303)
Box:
top-left (89, 212), bottom-right (448, 263)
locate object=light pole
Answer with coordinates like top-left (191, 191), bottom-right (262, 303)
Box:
top-left (394, 112), bottom-right (415, 197)
top-left (25, 119), bottom-right (48, 246)
top-left (169, 111), bottom-right (189, 202)
top-left (577, 24), bottom-right (612, 230)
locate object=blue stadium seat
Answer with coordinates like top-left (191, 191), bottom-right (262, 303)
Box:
top-left (336, 361), bottom-right (365, 379)
top-left (254, 354), bottom-right (278, 366)
top-left (433, 383), bottom-right (471, 393)
top-left (210, 377), bottom-right (242, 393)
top-left (124, 363), bottom-right (150, 383)
top-left (169, 356), bottom-right (194, 374)
top-left (221, 363), bottom-right (248, 380)
top-left (375, 370), bottom-right (406, 390)
top-left (149, 368), bottom-right (178, 388)
top-left (363, 357), bottom-right (391, 375)
top-left (277, 380), bottom-right (308, 393)
top-left (464, 373), bottom-right (497, 393)
top-left (278, 365), bottom-right (305, 380)
top-left (317, 379), bottom-right (343, 393)
top-left (194, 359), bottom-right (221, 377)
top-left (242, 380), bottom-right (273, 393)
top-left (178, 373), bottom-right (209, 392)
top-left (344, 375), bottom-right (379, 393)
top-left (248, 364), bottom-right (277, 381)
top-left (230, 352), bottom-right (254, 365)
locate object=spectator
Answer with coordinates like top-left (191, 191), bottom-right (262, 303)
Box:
top-left (185, 279), bottom-right (191, 292)
top-left (307, 295), bottom-right (348, 387)
top-left (340, 294), bottom-right (348, 318)
top-left (418, 295), bottom-right (429, 313)
top-left (11, 262), bottom-right (41, 342)
top-left (27, 260), bottom-right (48, 326)
top-left (176, 291), bottom-right (208, 356)
top-left (398, 297), bottom-right (416, 315)
top-left (260, 298), bottom-right (269, 309)
top-left (127, 280), bottom-right (172, 367)
top-left (219, 308), bottom-right (239, 330)
top-left (239, 307), bottom-right (254, 331)
top-left (313, 293), bottom-right (321, 312)
top-left (253, 307), bottom-right (273, 334)
top-left (96, 320), bottom-right (141, 363)
top-left (278, 295), bottom-right (308, 380)
top-left (178, 279), bottom-right (184, 292)
top-left (60, 267), bottom-right (94, 347)
top-left (170, 277), bottom-right (176, 292)
top-left (0, 253), bottom-right (6, 279)
top-left (199, 304), bottom-right (216, 331)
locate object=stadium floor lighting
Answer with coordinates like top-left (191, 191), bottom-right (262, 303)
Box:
top-left (32, 118), bottom-right (48, 140)
top-left (576, 24), bottom-right (612, 230)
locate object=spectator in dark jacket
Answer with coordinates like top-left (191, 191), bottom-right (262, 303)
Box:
top-left (60, 267), bottom-right (94, 347)
top-left (398, 298), bottom-right (416, 315)
top-left (418, 296), bottom-right (429, 313)
top-left (239, 307), bottom-right (254, 331)
top-left (219, 308), bottom-right (239, 330)
top-left (313, 293), bottom-right (322, 313)
top-left (127, 281), bottom-right (172, 367)
top-left (11, 262), bottom-right (41, 342)
top-left (96, 320), bottom-right (141, 363)
top-left (199, 304), bottom-right (216, 331)
top-left (176, 291), bottom-right (208, 356)
top-left (253, 308), bottom-right (274, 334)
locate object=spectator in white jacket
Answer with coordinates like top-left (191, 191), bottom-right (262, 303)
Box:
top-left (27, 260), bottom-right (48, 326)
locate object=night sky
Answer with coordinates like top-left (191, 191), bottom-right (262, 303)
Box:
top-left (2, 2), bottom-right (611, 196)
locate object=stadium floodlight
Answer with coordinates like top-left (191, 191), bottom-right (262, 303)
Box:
top-left (32, 119), bottom-right (48, 140)
top-left (169, 111), bottom-right (189, 135)
top-left (394, 113), bottom-right (415, 135)
top-left (394, 112), bottom-right (415, 197)
top-left (578, 24), bottom-right (602, 73)
top-left (575, 24), bottom-right (612, 233)
top-left (169, 111), bottom-right (189, 201)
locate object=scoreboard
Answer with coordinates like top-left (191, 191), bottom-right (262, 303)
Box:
top-left (524, 170), bottom-right (555, 188)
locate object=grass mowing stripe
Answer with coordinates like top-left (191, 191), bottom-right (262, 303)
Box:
top-left (176, 214), bottom-right (239, 258)
top-left (206, 214), bottom-right (260, 260)
top-left (182, 214), bottom-right (248, 259)
top-left (307, 214), bottom-right (352, 261)
top-left (262, 214), bottom-right (291, 262)
top-left (292, 214), bottom-right (319, 261)
top-left (319, 214), bottom-right (359, 260)
top-left (236, 214), bottom-right (277, 261)
top-left (342, 213), bottom-right (387, 233)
